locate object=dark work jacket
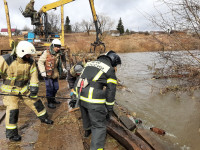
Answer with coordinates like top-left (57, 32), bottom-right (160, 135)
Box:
top-left (74, 56), bottom-right (117, 108)
top-left (67, 61), bottom-right (85, 89)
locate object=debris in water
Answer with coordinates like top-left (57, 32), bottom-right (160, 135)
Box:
top-left (150, 127), bottom-right (165, 135)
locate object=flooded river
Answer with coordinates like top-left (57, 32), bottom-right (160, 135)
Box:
top-left (116, 52), bottom-right (200, 150)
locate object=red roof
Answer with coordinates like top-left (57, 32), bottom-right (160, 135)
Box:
top-left (1, 28), bottom-right (16, 32)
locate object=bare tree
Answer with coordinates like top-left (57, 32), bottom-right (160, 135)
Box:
top-left (80, 19), bottom-right (93, 35)
top-left (97, 14), bottom-right (114, 33)
top-left (48, 12), bottom-right (61, 33)
top-left (146, 0), bottom-right (200, 93)
top-left (72, 22), bottom-right (81, 33)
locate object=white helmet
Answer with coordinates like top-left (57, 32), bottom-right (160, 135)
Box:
top-left (52, 39), bottom-right (61, 47)
top-left (16, 41), bottom-right (36, 58)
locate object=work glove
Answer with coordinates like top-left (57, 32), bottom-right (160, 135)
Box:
top-left (106, 105), bottom-right (114, 120)
top-left (63, 68), bottom-right (68, 74)
top-left (41, 72), bottom-right (47, 77)
top-left (106, 104), bottom-right (113, 112)
top-left (29, 86), bottom-right (39, 99)
top-left (29, 91), bottom-right (38, 99)
top-left (69, 99), bottom-right (77, 108)
top-left (106, 110), bottom-right (114, 121)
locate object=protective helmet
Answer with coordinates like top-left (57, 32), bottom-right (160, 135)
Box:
top-left (74, 65), bottom-right (83, 74)
top-left (16, 41), bottom-right (36, 58)
top-left (105, 50), bottom-right (121, 67)
top-left (30, 0), bottom-right (34, 3)
top-left (52, 39), bottom-right (61, 47)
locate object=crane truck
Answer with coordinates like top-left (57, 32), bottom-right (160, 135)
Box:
top-left (1, 0), bottom-right (105, 57)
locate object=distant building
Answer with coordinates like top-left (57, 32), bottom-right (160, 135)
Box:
top-left (89, 30), bottom-right (96, 35)
top-left (109, 30), bottom-right (120, 36)
top-left (149, 31), bottom-right (166, 35)
top-left (0, 28), bottom-right (16, 36)
top-left (21, 30), bottom-right (29, 35)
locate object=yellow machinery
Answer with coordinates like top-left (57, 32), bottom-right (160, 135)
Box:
top-left (2, 0), bottom-right (105, 55)
top-left (3, 0), bottom-right (13, 48)
top-left (20, 0), bottom-right (75, 47)
top-left (38, 0), bottom-right (75, 46)
top-left (89, 0), bottom-right (105, 53)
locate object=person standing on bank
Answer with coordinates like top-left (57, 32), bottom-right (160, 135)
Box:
top-left (73, 50), bottom-right (121, 150)
top-left (38, 39), bottom-right (67, 109)
top-left (0, 41), bottom-right (53, 142)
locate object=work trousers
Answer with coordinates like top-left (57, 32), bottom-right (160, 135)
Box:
top-left (44, 78), bottom-right (59, 97)
top-left (3, 95), bottom-right (47, 138)
top-left (80, 101), bottom-right (107, 150)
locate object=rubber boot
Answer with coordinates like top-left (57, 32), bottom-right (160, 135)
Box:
top-left (52, 98), bottom-right (61, 104)
top-left (41, 118), bottom-right (54, 125)
top-left (84, 129), bottom-right (91, 137)
top-left (47, 98), bottom-right (56, 109)
top-left (9, 134), bottom-right (21, 142)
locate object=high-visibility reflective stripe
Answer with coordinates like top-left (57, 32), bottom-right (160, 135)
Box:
top-left (92, 70), bottom-right (103, 81)
top-left (20, 86), bottom-right (28, 94)
top-left (80, 96), bottom-right (106, 103)
top-left (6, 76), bottom-right (29, 80)
top-left (30, 95), bottom-right (37, 98)
top-left (1, 85), bottom-right (28, 94)
top-left (1, 85), bottom-right (12, 92)
top-left (85, 61), bottom-right (110, 73)
top-left (30, 67), bottom-right (37, 73)
top-left (107, 78), bottom-right (117, 84)
top-left (6, 125), bottom-right (17, 129)
top-left (75, 87), bottom-right (78, 97)
top-left (30, 83), bottom-right (38, 87)
top-left (37, 109), bottom-right (46, 117)
top-left (88, 87), bottom-right (94, 99)
top-left (73, 91), bottom-right (77, 95)
top-left (97, 148), bottom-right (103, 150)
top-left (7, 77), bottom-right (16, 80)
top-left (106, 101), bottom-right (115, 105)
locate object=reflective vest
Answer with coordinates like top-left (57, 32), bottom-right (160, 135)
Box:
top-left (45, 50), bottom-right (56, 77)
top-left (0, 54), bottom-right (39, 95)
top-left (75, 57), bottom-right (117, 106)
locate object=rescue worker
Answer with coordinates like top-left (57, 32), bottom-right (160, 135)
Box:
top-left (38, 39), bottom-right (67, 109)
top-left (23, 0), bottom-right (39, 24)
top-left (67, 62), bottom-right (85, 108)
top-left (73, 50), bottom-right (121, 150)
top-left (0, 41), bottom-right (53, 142)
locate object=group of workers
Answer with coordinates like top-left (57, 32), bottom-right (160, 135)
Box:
top-left (0, 39), bottom-right (121, 150)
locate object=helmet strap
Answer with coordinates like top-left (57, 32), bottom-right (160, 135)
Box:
top-left (22, 55), bottom-right (30, 62)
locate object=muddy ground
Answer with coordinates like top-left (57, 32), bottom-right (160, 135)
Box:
top-left (0, 80), bottom-right (125, 150)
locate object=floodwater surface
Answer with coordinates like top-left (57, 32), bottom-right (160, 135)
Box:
top-left (116, 52), bottom-right (200, 150)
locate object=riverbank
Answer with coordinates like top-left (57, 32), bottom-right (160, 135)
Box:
top-left (1, 32), bottom-right (200, 53)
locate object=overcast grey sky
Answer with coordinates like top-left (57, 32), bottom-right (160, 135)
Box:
top-left (0, 0), bottom-right (162, 31)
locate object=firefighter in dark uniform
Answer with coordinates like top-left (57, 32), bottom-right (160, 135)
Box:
top-left (0, 41), bottom-right (53, 142)
top-left (73, 50), bottom-right (121, 150)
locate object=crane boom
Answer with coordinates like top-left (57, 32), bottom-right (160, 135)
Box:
top-left (39, 0), bottom-right (74, 13)
top-left (88, 0), bottom-right (105, 53)
top-left (3, 0), bottom-right (13, 47)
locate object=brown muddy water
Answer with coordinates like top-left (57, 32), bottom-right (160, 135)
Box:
top-left (116, 52), bottom-right (200, 150)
